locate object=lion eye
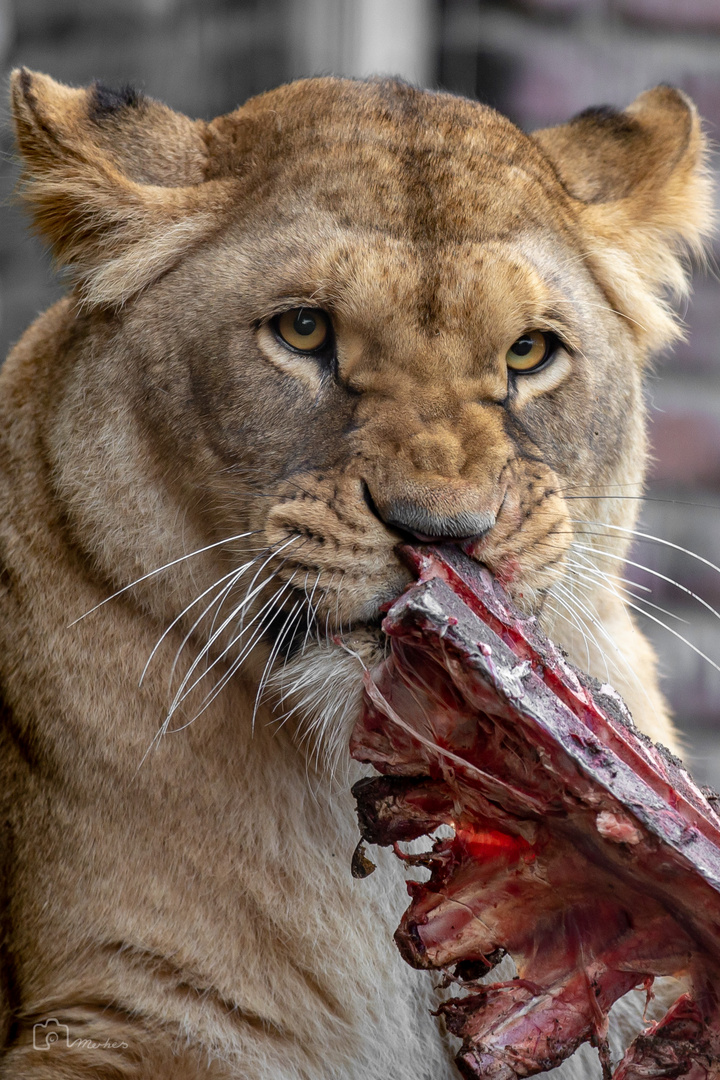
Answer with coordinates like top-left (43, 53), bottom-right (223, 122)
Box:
top-left (505, 330), bottom-right (553, 373)
top-left (274, 308), bottom-right (330, 353)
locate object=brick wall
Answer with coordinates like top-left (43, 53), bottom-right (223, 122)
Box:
top-left (1, 0), bottom-right (719, 779)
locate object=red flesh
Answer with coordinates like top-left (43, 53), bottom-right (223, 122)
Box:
top-left (350, 545), bottom-right (720, 1079)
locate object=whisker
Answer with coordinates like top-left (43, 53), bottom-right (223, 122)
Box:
top-left (572, 542), bottom-right (720, 626)
top-left (135, 564), bottom-right (299, 768)
top-left (551, 576), bottom-right (653, 704)
top-left (545, 590), bottom-right (593, 672)
top-left (173, 586), bottom-right (293, 730)
top-left (561, 549), bottom-right (720, 681)
top-left (572, 573), bottom-right (720, 678)
top-left (335, 638), bottom-right (368, 672)
top-left (188, 539), bottom-right (309, 689)
top-left (251, 600), bottom-right (304, 732)
top-left (168, 568), bottom-right (249, 689)
top-left (231, 535), bottom-right (300, 636)
top-left (68, 529), bottom-right (261, 626)
top-left (302, 571), bottom-right (323, 655)
top-left (559, 552), bottom-right (653, 594)
top-left (334, 572), bottom-right (343, 636)
top-left (153, 535), bottom-right (302, 739)
top-left (170, 574), bottom-right (300, 719)
top-left (172, 589), bottom-right (303, 735)
top-left (562, 493), bottom-right (720, 512)
top-left (572, 519), bottom-right (720, 581)
top-left (202, 542), bottom-right (280, 639)
top-left (565, 556), bottom-right (689, 625)
top-left (551, 581), bottom-right (612, 682)
top-left (543, 599), bottom-right (593, 670)
top-left (139, 556), bottom-right (265, 688)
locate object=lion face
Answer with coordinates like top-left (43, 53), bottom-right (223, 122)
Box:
top-left (10, 72), bottom-right (711, 757)
top-left (158, 226), bottom-right (623, 622)
top-left (122, 87), bottom-right (646, 644)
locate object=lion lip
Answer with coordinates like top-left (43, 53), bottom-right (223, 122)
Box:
top-left (403, 531), bottom-right (489, 545)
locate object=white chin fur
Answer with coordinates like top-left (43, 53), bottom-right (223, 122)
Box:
top-left (268, 629), bottom-right (384, 782)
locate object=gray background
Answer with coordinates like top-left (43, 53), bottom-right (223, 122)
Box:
top-left (1, 0), bottom-right (719, 782)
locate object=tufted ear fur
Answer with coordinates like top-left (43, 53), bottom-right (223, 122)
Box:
top-left (10, 69), bottom-right (233, 307)
top-left (534, 86), bottom-right (714, 353)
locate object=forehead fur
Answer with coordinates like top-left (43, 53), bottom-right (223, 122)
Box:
top-left (207, 78), bottom-right (573, 243)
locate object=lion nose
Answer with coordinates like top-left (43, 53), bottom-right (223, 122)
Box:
top-left (385, 502), bottom-right (495, 541)
top-left (365, 489), bottom-right (495, 542)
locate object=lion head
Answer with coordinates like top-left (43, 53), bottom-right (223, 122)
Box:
top-left (10, 71), bottom-right (712, 764)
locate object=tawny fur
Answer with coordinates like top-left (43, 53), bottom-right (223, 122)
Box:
top-left (0, 71), bottom-right (713, 1079)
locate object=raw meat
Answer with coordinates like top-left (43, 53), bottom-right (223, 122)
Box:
top-left (350, 544), bottom-right (720, 1079)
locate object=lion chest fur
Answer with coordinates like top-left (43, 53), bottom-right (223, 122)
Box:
top-left (0, 72), bottom-right (713, 1079)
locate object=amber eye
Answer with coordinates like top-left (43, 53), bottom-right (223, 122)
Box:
top-left (505, 330), bottom-right (553, 373)
top-left (274, 308), bottom-right (330, 353)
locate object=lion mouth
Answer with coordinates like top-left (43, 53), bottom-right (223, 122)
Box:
top-left (265, 541), bottom-right (500, 665)
top-left (263, 584), bottom-right (387, 664)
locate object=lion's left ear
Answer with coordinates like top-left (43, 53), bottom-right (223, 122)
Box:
top-left (11, 69), bottom-right (233, 307)
top-left (534, 86), bottom-right (714, 352)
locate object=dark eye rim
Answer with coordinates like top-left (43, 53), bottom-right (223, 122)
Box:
top-left (270, 307), bottom-right (335, 357)
top-left (507, 330), bottom-right (563, 375)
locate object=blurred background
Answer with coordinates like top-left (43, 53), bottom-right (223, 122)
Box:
top-left (1, 0), bottom-right (719, 781)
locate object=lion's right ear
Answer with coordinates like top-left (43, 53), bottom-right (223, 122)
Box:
top-left (11, 69), bottom-right (233, 306)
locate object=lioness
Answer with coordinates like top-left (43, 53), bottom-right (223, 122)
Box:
top-left (0, 70), bottom-right (712, 1080)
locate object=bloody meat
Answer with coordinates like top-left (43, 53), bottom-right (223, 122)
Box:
top-left (350, 544), bottom-right (720, 1079)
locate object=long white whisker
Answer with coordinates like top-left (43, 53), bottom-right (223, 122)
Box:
top-left (573, 520), bottom-right (720, 581)
top-left (570, 572), bottom-right (720, 677)
top-left (170, 575), bottom-right (300, 718)
top-left (565, 557), bottom-right (689, 625)
top-left (68, 529), bottom-right (260, 626)
top-left (558, 550), bottom-right (671, 713)
top-left (334, 572), bottom-right (344, 635)
top-left (170, 540), bottom-right (305, 692)
top-left (139, 559), bottom-right (261, 688)
top-left (562, 550), bottom-right (720, 689)
top-left (202, 547), bottom-right (278, 661)
top-left (168, 601), bottom-right (303, 736)
top-left (546, 590), bottom-right (593, 671)
top-left (552, 577), bottom-right (652, 704)
top-left (302, 571), bottom-right (323, 655)
top-left (159, 536), bottom-right (301, 730)
top-left (543, 600), bottom-right (594, 670)
top-left (232, 535), bottom-right (300, 637)
top-left (551, 581), bottom-right (612, 682)
top-left (559, 553), bottom-right (652, 594)
top-left (572, 542), bottom-right (720, 627)
top-left (173, 585), bottom-right (294, 729)
top-left (336, 638), bottom-right (368, 672)
top-left (251, 600), bottom-right (303, 732)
